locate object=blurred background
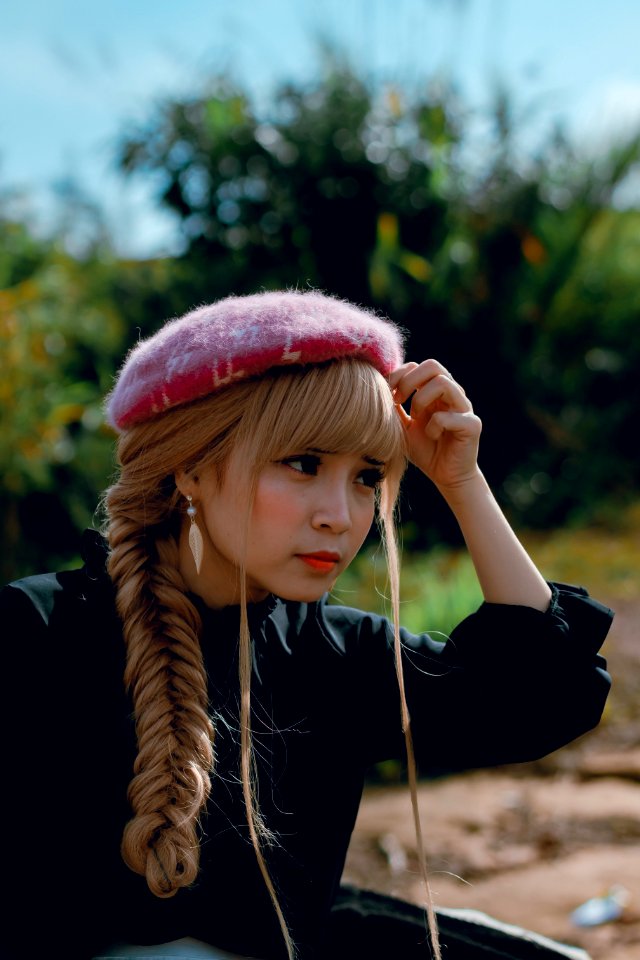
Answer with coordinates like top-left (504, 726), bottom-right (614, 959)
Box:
top-left (1, 2), bottom-right (639, 956)
top-left (2, 0), bottom-right (640, 579)
top-left (2, 0), bottom-right (640, 580)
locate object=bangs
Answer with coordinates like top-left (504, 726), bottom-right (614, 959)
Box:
top-left (236, 360), bottom-right (407, 469)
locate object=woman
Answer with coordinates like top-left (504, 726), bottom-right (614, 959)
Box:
top-left (2, 290), bottom-right (611, 960)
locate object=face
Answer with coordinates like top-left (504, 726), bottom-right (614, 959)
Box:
top-left (180, 448), bottom-right (385, 608)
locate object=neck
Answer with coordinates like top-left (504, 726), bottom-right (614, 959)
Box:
top-left (177, 522), bottom-right (268, 609)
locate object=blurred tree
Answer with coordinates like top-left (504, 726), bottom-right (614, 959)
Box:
top-left (3, 58), bottom-right (640, 580)
top-left (0, 198), bottom-right (181, 580)
top-left (434, 128), bottom-right (640, 529)
top-left (117, 62), bottom-right (640, 542)
top-left (117, 66), bottom-right (452, 311)
top-left (116, 64), bottom-right (464, 542)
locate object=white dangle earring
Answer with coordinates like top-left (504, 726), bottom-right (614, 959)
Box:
top-left (186, 495), bottom-right (204, 575)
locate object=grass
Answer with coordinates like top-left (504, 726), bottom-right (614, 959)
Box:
top-left (330, 544), bottom-right (483, 639)
top-left (519, 509), bottom-right (640, 603)
top-left (330, 502), bottom-right (640, 637)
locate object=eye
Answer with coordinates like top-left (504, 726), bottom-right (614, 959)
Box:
top-left (356, 467), bottom-right (385, 489)
top-left (281, 454), bottom-right (321, 476)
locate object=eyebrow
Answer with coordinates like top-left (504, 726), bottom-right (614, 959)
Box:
top-left (307, 447), bottom-right (385, 467)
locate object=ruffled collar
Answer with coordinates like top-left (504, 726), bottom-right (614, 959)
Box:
top-left (188, 589), bottom-right (280, 633)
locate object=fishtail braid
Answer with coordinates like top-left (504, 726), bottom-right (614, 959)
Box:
top-left (107, 497), bottom-right (214, 898)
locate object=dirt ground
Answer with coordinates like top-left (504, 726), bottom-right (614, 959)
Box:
top-left (343, 596), bottom-right (639, 960)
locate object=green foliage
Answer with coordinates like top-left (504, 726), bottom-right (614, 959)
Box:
top-left (2, 56), bottom-right (640, 579)
top-left (0, 241), bottom-right (113, 578)
top-left (330, 543), bottom-right (483, 639)
top-left (332, 498), bottom-right (640, 640)
top-left (116, 67), bottom-right (452, 310)
top-left (0, 205), bottom-right (183, 579)
top-left (116, 62), bottom-right (640, 543)
top-left (0, 218), bottom-right (49, 288)
top-left (519, 500), bottom-right (640, 602)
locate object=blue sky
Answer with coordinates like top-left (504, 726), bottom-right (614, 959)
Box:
top-left (3, 0), bottom-right (640, 257)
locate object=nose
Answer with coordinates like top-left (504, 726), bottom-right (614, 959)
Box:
top-left (310, 482), bottom-right (352, 534)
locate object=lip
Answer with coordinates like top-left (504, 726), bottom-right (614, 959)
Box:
top-left (296, 551), bottom-right (341, 572)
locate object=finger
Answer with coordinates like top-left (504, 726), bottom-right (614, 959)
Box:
top-left (423, 410), bottom-right (482, 441)
top-left (388, 362), bottom-right (419, 391)
top-left (391, 359), bottom-right (454, 404)
top-left (410, 375), bottom-right (473, 417)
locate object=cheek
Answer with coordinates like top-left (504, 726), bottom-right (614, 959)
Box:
top-left (251, 478), bottom-right (303, 531)
top-left (199, 476), bottom-right (249, 551)
top-left (201, 502), bottom-right (240, 554)
top-left (354, 500), bottom-right (376, 541)
top-left (355, 487), bottom-right (376, 520)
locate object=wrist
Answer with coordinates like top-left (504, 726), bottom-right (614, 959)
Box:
top-left (436, 468), bottom-right (490, 511)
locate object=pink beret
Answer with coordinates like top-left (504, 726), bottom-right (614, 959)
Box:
top-left (106, 290), bottom-right (404, 431)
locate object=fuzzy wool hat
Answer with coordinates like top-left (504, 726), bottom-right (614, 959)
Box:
top-left (106, 290), bottom-right (405, 432)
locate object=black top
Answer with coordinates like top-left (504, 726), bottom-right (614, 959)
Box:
top-left (1, 530), bottom-right (612, 960)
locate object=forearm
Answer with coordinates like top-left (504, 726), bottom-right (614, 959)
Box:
top-left (389, 359), bottom-right (553, 611)
top-left (437, 470), bottom-right (552, 611)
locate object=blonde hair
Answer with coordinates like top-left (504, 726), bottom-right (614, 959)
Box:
top-left (104, 358), bottom-right (441, 960)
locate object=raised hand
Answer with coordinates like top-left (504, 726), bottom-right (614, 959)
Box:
top-left (389, 359), bottom-right (482, 493)
top-left (390, 359), bottom-right (551, 608)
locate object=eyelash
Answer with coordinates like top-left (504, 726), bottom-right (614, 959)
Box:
top-left (283, 454), bottom-right (321, 475)
top-left (281, 455), bottom-right (385, 489)
top-left (358, 468), bottom-right (385, 489)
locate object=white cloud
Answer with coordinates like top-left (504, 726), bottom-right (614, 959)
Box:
top-left (572, 79), bottom-right (640, 146)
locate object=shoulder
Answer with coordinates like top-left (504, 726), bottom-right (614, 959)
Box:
top-left (3, 570), bottom-right (79, 620)
top-left (2, 533), bottom-right (125, 717)
top-left (2, 529), bottom-right (117, 636)
top-left (271, 595), bottom-right (446, 658)
top-left (321, 599), bottom-right (398, 652)
top-left (278, 595), bottom-right (395, 657)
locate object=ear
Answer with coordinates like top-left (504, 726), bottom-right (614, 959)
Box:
top-left (174, 468), bottom-right (199, 500)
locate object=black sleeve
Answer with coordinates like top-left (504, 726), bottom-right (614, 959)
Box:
top-left (1, 583), bottom-right (85, 959)
top-left (0, 579), bottom-right (130, 960)
top-left (322, 582), bottom-right (612, 775)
